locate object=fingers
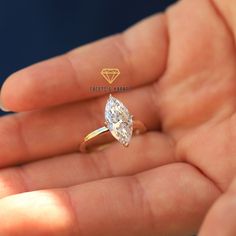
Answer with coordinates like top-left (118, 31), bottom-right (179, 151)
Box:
top-left (1, 14), bottom-right (168, 112)
top-left (199, 178), bottom-right (236, 236)
top-left (0, 163), bottom-right (220, 236)
top-left (0, 132), bottom-right (174, 198)
top-left (0, 85), bottom-right (160, 167)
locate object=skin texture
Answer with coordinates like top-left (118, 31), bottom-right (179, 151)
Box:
top-left (0, 0), bottom-right (236, 235)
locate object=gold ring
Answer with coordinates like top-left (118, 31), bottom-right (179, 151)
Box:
top-left (80, 95), bottom-right (147, 152)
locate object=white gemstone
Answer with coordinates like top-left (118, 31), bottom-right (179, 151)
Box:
top-left (105, 95), bottom-right (133, 146)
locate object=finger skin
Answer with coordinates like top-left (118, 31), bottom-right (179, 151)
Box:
top-left (0, 86), bottom-right (160, 167)
top-left (213, 0), bottom-right (236, 38)
top-left (0, 163), bottom-right (220, 236)
top-left (199, 179), bottom-right (236, 236)
top-left (0, 132), bottom-right (174, 198)
top-left (156, 0), bottom-right (236, 139)
top-left (176, 114), bottom-right (236, 192)
top-left (1, 14), bottom-right (168, 111)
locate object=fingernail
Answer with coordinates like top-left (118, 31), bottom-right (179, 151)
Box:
top-left (0, 100), bottom-right (10, 112)
top-left (0, 86), bottom-right (10, 112)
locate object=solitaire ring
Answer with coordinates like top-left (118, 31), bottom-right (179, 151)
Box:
top-left (80, 94), bottom-right (147, 152)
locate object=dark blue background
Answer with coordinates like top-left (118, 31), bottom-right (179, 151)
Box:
top-left (0, 0), bottom-right (176, 114)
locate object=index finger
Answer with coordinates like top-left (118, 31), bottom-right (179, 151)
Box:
top-left (1, 14), bottom-right (168, 111)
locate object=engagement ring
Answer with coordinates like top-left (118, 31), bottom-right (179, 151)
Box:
top-left (80, 95), bottom-right (146, 152)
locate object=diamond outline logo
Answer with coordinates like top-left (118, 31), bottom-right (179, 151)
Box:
top-left (101, 68), bottom-right (120, 84)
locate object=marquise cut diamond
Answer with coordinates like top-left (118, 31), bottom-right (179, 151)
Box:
top-left (105, 95), bottom-right (133, 146)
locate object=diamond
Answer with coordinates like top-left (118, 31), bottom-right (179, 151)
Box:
top-left (105, 95), bottom-right (133, 146)
top-left (101, 68), bottom-right (120, 84)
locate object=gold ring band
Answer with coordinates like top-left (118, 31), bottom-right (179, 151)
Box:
top-left (80, 120), bottom-right (146, 152)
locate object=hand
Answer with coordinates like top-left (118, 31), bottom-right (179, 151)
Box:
top-left (0, 0), bottom-right (235, 235)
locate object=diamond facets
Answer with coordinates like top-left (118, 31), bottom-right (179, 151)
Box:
top-left (105, 95), bottom-right (133, 146)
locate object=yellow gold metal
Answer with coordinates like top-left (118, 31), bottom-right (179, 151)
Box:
top-left (84, 126), bottom-right (109, 142)
top-left (80, 120), bottom-right (146, 153)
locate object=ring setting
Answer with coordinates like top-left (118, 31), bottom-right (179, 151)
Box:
top-left (80, 95), bottom-right (146, 152)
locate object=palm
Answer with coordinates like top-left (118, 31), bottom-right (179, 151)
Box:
top-left (158, 0), bottom-right (236, 191)
top-left (0, 0), bottom-right (234, 235)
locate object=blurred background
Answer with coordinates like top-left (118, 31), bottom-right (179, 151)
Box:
top-left (0, 0), bottom-right (176, 114)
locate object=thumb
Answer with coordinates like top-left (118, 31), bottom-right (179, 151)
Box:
top-left (199, 178), bottom-right (236, 236)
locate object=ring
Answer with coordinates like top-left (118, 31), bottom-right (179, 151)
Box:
top-left (80, 94), bottom-right (147, 152)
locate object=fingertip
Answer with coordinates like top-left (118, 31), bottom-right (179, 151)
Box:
top-left (0, 79), bottom-right (13, 112)
top-left (0, 68), bottom-right (37, 112)
top-left (0, 95), bottom-right (10, 112)
top-left (199, 190), bottom-right (236, 236)
top-left (1, 55), bottom-right (79, 112)
top-left (1, 74), bottom-right (20, 112)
